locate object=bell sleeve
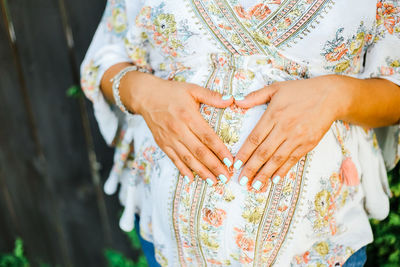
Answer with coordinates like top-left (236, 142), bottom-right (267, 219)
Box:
top-left (80, 0), bottom-right (148, 145)
top-left (360, 1), bottom-right (400, 171)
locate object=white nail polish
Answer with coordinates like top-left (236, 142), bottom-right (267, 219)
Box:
top-left (239, 176), bottom-right (248, 186)
top-left (222, 95), bottom-right (232, 101)
top-left (252, 180), bottom-right (263, 191)
top-left (184, 175), bottom-right (190, 184)
top-left (272, 175), bottom-right (281, 184)
top-left (233, 160), bottom-right (243, 170)
top-left (206, 178), bottom-right (214, 186)
top-left (218, 174), bottom-right (228, 184)
top-left (223, 158), bottom-right (232, 168)
top-left (234, 95), bottom-right (245, 101)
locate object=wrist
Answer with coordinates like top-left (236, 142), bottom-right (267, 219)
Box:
top-left (119, 70), bottom-right (156, 115)
top-left (322, 75), bottom-right (356, 122)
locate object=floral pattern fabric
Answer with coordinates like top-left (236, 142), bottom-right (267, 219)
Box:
top-left (81, 0), bottom-right (400, 266)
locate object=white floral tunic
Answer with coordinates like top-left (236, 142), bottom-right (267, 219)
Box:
top-left (81, 0), bottom-right (400, 266)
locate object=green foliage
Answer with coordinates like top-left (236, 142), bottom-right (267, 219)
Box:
top-left (105, 228), bottom-right (148, 267)
top-left (104, 250), bottom-right (147, 267)
top-left (126, 229), bottom-right (142, 250)
top-left (0, 238), bottom-right (29, 267)
top-left (367, 165), bottom-right (400, 266)
top-left (66, 85), bottom-right (83, 98)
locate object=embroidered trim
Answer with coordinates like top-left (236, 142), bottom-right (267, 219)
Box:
top-left (271, 0), bottom-right (334, 47)
top-left (189, 0), bottom-right (334, 54)
top-left (274, 152), bottom-right (314, 266)
top-left (252, 155), bottom-right (307, 265)
top-left (191, 0), bottom-right (240, 54)
top-left (172, 174), bottom-right (186, 266)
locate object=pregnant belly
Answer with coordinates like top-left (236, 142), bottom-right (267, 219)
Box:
top-left (127, 53), bottom-right (385, 266)
top-left (128, 54), bottom-right (310, 266)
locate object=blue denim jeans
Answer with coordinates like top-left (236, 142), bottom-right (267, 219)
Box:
top-left (343, 246), bottom-right (367, 267)
top-left (134, 215), bottom-right (161, 267)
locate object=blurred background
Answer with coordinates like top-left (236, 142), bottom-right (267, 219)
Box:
top-left (0, 0), bottom-right (399, 267)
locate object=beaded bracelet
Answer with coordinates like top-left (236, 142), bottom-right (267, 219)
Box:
top-left (111, 65), bottom-right (152, 116)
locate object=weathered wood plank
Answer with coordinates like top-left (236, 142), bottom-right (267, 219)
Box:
top-left (64, 0), bottom-right (140, 258)
top-left (0, 2), bottom-right (65, 264)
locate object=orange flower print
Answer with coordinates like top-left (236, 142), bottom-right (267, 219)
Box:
top-left (234, 228), bottom-right (255, 252)
top-left (376, 1), bottom-right (400, 34)
top-left (203, 106), bottom-right (212, 116)
top-left (234, 6), bottom-right (251, 19)
top-left (234, 4), bottom-right (271, 21)
top-left (294, 251), bottom-right (310, 264)
top-left (325, 43), bottom-right (348, 62)
top-left (384, 17), bottom-right (396, 34)
top-left (239, 254), bottom-right (253, 264)
top-left (218, 24), bottom-right (232, 30)
top-left (278, 205), bottom-right (288, 212)
top-left (249, 4), bottom-right (271, 20)
top-left (380, 66), bottom-right (395, 75)
top-left (214, 184), bottom-right (225, 195)
top-left (207, 259), bottom-right (223, 265)
top-left (202, 208), bottom-right (226, 227)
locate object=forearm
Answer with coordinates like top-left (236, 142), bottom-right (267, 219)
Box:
top-left (331, 75), bottom-right (400, 128)
top-left (100, 62), bottom-right (156, 114)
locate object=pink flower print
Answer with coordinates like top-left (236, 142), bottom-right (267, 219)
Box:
top-left (234, 228), bottom-right (255, 252)
top-left (202, 208), bottom-right (226, 227)
top-left (380, 66), bottom-right (395, 76)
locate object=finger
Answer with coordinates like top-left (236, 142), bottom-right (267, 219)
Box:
top-left (174, 141), bottom-right (219, 186)
top-left (182, 130), bottom-right (231, 184)
top-left (251, 142), bottom-right (300, 191)
top-left (163, 146), bottom-right (194, 183)
top-left (237, 126), bottom-right (285, 189)
top-left (233, 111), bottom-right (274, 173)
top-left (234, 85), bottom-right (277, 109)
top-left (270, 147), bottom-right (305, 184)
top-left (189, 113), bottom-right (234, 169)
top-left (189, 85), bottom-right (234, 108)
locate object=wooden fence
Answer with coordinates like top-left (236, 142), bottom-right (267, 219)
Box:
top-left (0, 0), bottom-right (137, 266)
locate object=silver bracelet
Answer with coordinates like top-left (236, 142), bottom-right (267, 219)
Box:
top-left (111, 65), bottom-right (151, 116)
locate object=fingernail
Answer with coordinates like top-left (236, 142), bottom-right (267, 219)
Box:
top-left (184, 175), bottom-right (190, 184)
top-left (252, 180), bottom-right (263, 191)
top-left (239, 176), bottom-right (248, 186)
top-left (222, 95), bottom-right (232, 101)
top-left (234, 95), bottom-right (245, 101)
top-left (272, 175), bottom-right (281, 184)
top-left (218, 174), bottom-right (228, 184)
top-left (233, 160), bottom-right (243, 170)
top-left (206, 178), bottom-right (214, 186)
top-left (223, 158), bottom-right (232, 168)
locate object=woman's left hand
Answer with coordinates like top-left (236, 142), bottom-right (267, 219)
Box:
top-left (234, 75), bottom-right (347, 191)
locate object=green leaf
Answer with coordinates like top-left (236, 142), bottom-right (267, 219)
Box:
top-left (66, 85), bottom-right (83, 98)
top-left (0, 238), bottom-right (30, 267)
top-left (126, 230), bottom-right (142, 250)
top-left (105, 249), bottom-right (136, 267)
top-left (367, 165), bottom-right (400, 266)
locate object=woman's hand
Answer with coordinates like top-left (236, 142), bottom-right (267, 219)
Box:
top-left (233, 75), bottom-right (344, 191)
top-left (119, 71), bottom-right (234, 185)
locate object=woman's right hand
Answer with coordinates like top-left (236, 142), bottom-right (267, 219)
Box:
top-left (119, 70), bottom-right (234, 185)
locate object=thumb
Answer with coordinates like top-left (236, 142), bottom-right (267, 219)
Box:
top-left (235, 85), bottom-right (277, 109)
top-left (189, 85), bottom-right (234, 108)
